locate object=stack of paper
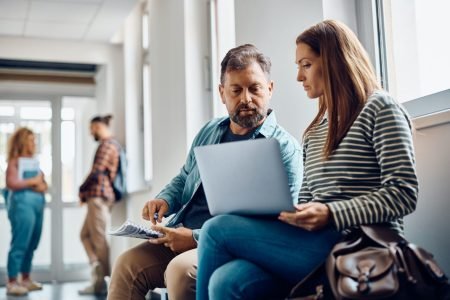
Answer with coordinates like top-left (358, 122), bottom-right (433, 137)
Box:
top-left (109, 220), bottom-right (163, 239)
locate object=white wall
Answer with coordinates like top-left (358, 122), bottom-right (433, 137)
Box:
top-left (122, 0), bottom-right (213, 250)
top-left (211, 0), bottom-right (236, 118)
top-left (123, 3), bottom-right (146, 192)
top-left (405, 112), bottom-right (450, 274)
top-left (234, 0), bottom-right (324, 141)
top-left (405, 105), bottom-right (450, 274)
top-left (0, 36), bottom-right (125, 143)
top-left (322, 0), bottom-right (358, 34)
top-left (184, 0), bottom-right (213, 145)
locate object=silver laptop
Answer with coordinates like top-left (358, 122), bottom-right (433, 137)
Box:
top-left (194, 138), bottom-right (295, 216)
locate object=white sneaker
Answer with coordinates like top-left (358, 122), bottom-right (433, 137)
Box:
top-left (7, 282), bottom-right (28, 296)
top-left (21, 279), bottom-right (43, 291)
top-left (78, 280), bottom-right (107, 296)
top-left (91, 261), bottom-right (104, 282)
top-left (78, 262), bottom-right (107, 296)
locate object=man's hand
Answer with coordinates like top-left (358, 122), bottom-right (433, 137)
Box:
top-left (279, 202), bottom-right (331, 231)
top-left (142, 199), bottom-right (169, 225)
top-left (148, 226), bottom-right (196, 253)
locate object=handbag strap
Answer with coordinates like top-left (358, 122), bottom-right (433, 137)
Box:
top-left (288, 263), bottom-right (326, 299)
top-left (360, 225), bottom-right (405, 247)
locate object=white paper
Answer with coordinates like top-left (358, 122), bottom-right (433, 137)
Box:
top-left (109, 220), bottom-right (164, 239)
top-left (18, 157), bottom-right (40, 180)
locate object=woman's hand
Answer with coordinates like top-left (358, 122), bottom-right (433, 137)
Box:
top-left (32, 181), bottom-right (48, 193)
top-left (28, 173), bottom-right (44, 187)
top-left (279, 202), bottom-right (331, 231)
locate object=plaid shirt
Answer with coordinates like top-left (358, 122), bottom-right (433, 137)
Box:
top-left (79, 138), bottom-right (120, 203)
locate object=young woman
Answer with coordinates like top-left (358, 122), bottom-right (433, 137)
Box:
top-left (5, 127), bottom-right (47, 296)
top-left (196, 20), bottom-right (418, 300)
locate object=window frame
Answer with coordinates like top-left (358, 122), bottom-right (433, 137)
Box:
top-left (368, 0), bottom-right (450, 119)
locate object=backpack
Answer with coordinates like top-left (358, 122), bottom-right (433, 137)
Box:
top-left (111, 141), bottom-right (128, 202)
top-left (1, 188), bottom-right (9, 203)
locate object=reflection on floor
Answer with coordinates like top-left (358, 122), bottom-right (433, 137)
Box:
top-left (0, 282), bottom-right (106, 300)
top-left (0, 282), bottom-right (164, 300)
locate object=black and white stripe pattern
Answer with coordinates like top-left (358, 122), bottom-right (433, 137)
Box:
top-left (299, 91), bottom-right (418, 233)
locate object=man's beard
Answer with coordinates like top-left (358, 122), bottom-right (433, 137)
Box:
top-left (230, 103), bottom-right (266, 128)
top-left (93, 133), bottom-right (100, 141)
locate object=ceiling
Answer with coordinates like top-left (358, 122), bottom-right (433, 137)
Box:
top-left (0, 0), bottom-right (140, 43)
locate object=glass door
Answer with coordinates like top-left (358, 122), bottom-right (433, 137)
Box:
top-left (0, 97), bottom-right (96, 284)
top-left (0, 100), bottom-right (53, 283)
top-left (58, 96), bottom-right (97, 281)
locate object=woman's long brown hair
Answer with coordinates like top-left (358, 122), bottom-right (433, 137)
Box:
top-left (296, 20), bottom-right (380, 158)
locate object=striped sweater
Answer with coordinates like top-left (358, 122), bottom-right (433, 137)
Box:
top-left (298, 91), bottom-right (418, 233)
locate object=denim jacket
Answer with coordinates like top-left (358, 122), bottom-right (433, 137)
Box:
top-left (156, 111), bottom-right (302, 242)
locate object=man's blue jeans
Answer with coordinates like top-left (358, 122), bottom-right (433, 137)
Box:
top-left (197, 215), bottom-right (341, 300)
top-left (6, 189), bottom-right (45, 278)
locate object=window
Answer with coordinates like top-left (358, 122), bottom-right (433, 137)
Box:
top-left (0, 106), bottom-right (14, 117)
top-left (209, 0), bottom-right (236, 118)
top-left (142, 63), bottom-right (153, 182)
top-left (61, 109), bottom-right (76, 202)
top-left (0, 122), bottom-right (15, 203)
top-left (20, 106), bottom-right (52, 120)
top-left (378, 0), bottom-right (450, 103)
top-left (142, 5), bottom-right (153, 183)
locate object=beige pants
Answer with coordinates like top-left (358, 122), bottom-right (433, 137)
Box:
top-left (165, 248), bottom-right (197, 300)
top-left (80, 197), bottom-right (112, 277)
top-left (108, 242), bottom-right (197, 300)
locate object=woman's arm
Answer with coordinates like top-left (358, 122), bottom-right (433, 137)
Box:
top-left (280, 100), bottom-right (418, 232)
top-left (6, 159), bottom-right (43, 191)
top-left (326, 103), bottom-right (418, 231)
top-left (279, 139), bottom-right (328, 231)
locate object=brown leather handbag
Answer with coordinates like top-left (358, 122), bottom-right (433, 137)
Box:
top-left (287, 225), bottom-right (450, 300)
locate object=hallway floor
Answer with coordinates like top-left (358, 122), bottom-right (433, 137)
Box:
top-left (0, 282), bottom-right (106, 300)
top-left (0, 282), bottom-right (163, 300)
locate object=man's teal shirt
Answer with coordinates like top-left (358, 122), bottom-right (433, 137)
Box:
top-left (156, 111), bottom-right (302, 241)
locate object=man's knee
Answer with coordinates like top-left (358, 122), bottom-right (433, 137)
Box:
top-left (112, 242), bottom-right (165, 279)
top-left (108, 249), bottom-right (138, 300)
top-left (109, 243), bottom-right (174, 300)
top-left (165, 249), bottom-right (197, 300)
top-left (165, 253), bottom-right (197, 285)
top-left (110, 247), bottom-right (137, 282)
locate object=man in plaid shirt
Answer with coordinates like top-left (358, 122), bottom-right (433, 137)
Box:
top-left (78, 114), bottom-right (120, 296)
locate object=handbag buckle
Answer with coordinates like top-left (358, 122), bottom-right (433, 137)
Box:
top-left (357, 263), bottom-right (374, 293)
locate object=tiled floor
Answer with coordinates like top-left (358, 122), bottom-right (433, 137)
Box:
top-left (0, 282), bottom-right (106, 300)
top-left (0, 282), bottom-right (164, 300)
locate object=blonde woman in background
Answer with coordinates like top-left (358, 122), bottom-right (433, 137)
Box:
top-left (4, 127), bottom-right (47, 296)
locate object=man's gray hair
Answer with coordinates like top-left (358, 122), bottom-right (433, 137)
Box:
top-left (220, 44), bottom-right (271, 84)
